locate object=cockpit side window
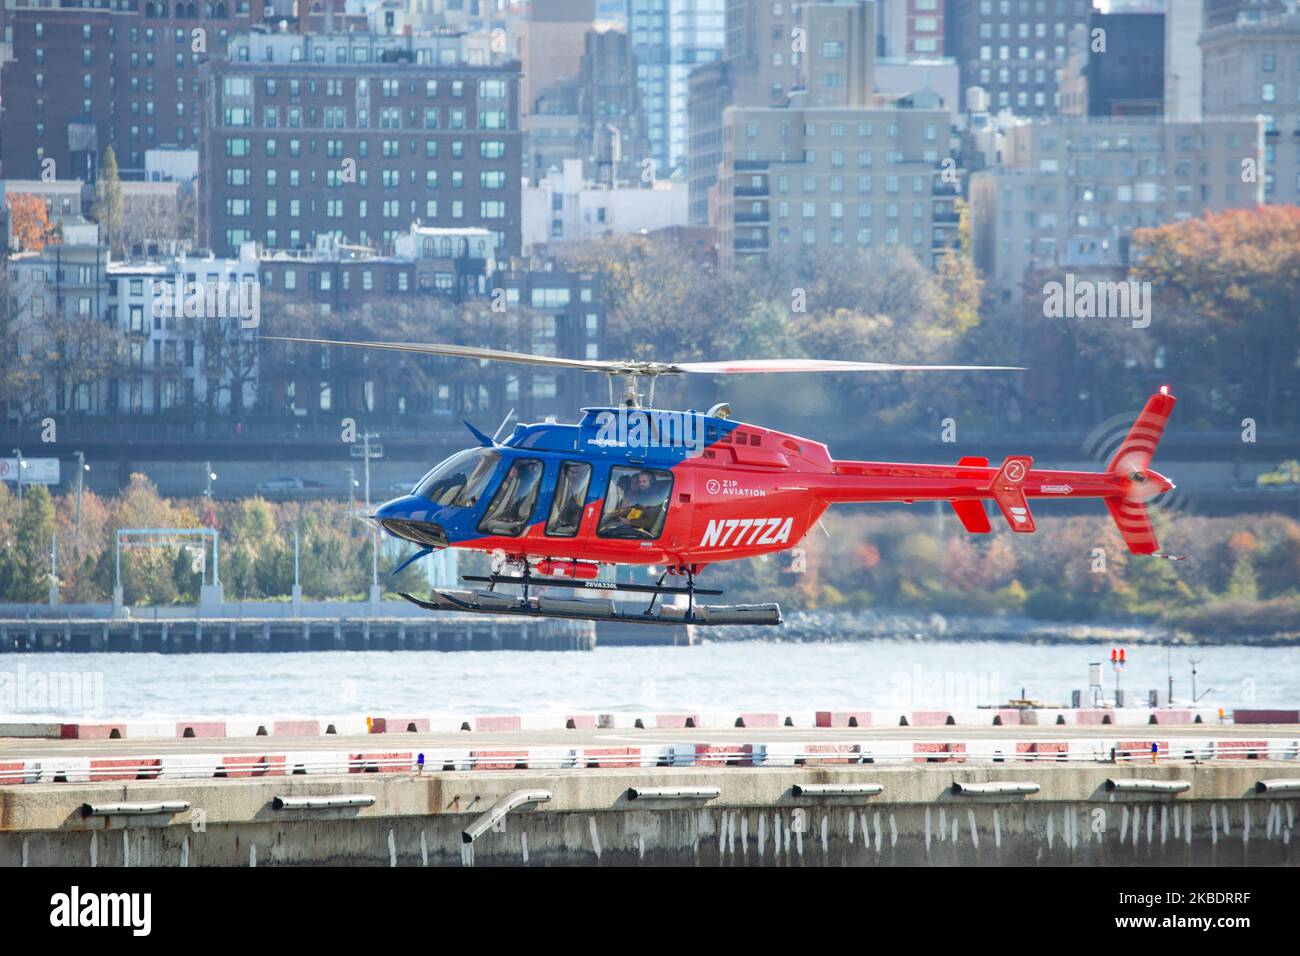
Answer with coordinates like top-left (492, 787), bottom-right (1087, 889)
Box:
top-left (597, 466), bottom-right (673, 540)
top-left (477, 458), bottom-right (544, 537)
top-left (414, 449), bottom-right (500, 507)
top-left (545, 461), bottom-right (591, 538)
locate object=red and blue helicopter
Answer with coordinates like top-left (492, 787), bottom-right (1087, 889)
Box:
top-left (268, 337), bottom-right (1178, 626)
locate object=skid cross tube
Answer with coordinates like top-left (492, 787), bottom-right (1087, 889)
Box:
top-left (462, 574), bottom-right (723, 596)
top-left (462, 789), bottom-right (552, 844)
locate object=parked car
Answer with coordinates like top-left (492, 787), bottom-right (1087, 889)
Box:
top-left (1256, 460), bottom-right (1300, 489)
top-left (256, 476), bottom-right (305, 494)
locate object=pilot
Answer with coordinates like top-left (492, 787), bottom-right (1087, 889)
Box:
top-left (608, 471), bottom-right (664, 534)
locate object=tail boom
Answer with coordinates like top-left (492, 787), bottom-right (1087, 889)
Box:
top-left (818, 389), bottom-right (1177, 555)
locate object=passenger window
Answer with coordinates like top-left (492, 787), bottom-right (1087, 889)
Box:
top-left (476, 458), bottom-right (543, 537)
top-left (597, 466), bottom-right (673, 540)
top-left (545, 461), bottom-right (591, 538)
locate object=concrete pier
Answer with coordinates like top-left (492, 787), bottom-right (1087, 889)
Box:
top-left (2, 763), bottom-right (1297, 866)
top-left (0, 616), bottom-right (595, 653)
top-left (1, 725), bottom-right (1296, 866)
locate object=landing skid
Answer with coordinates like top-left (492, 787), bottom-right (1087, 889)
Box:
top-left (398, 590), bottom-right (781, 626)
top-left (398, 568), bottom-right (781, 626)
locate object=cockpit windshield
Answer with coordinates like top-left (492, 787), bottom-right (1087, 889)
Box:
top-left (413, 448), bottom-right (501, 507)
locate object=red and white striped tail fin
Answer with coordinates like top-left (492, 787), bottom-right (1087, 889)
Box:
top-left (1107, 387), bottom-right (1176, 478)
top-left (1105, 388), bottom-right (1178, 556)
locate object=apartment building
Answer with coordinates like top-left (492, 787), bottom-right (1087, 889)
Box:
top-left (969, 115), bottom-right (1266, 305)
top-left (716, 93), bottom-right (957, 269)
top-left (944, 0), bottom-right (1096, 117)
top-left (0, 0), bottom-right (274, 181)
top-left (1201, 7), bottom-right (1300, 206)
top-left (198, 30), bottom-right (523, 257)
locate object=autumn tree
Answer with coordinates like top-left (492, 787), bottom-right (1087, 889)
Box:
top-left (92, 146), bottom-right (124, 256)
top-left (6, 193), bottom-right (56, 252)
top-left (1130, 206), bottom-right (1300, 429)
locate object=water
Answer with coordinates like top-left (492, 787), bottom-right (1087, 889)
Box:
top-left (2, 640), bottom-right (1297, 720)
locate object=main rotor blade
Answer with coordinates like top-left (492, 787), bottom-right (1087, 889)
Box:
top-left (260, 336), bottom-right (623, 372)
top-left (263, 337), bottom-right (1023, 377)
top-left (671, 359), bottom-right (1024, 373)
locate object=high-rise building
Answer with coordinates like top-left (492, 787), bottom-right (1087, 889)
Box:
top-left (877, 0), bottom-right (946, 57)
top-left (524, 27), bottom-right (651, 184)
top-left (689, 0), bottom-right (880, 225)
top-left (716, 94), bottom-right (956, 269)
top-left (944, 0), bottom-right (1096, 117)
top-left (521, 0), bottom-right (596, 114)
top-left (969, 115), bottom-right (1265, 305)
top-left (630, 0), bottom-right (726, 175)
top-left (1059, 11), bottom-right (1164, 117)
top-left (1164, 0), bottom-right (1206, 119)
top-left (1200, 6), bottom-right (1300, 205)
top-left (1205, 0), bottom-right (1288, 27)
top-left (199, 31), bottom-right (523, 258)
top-left (688, 60), bottom-right (734, 223)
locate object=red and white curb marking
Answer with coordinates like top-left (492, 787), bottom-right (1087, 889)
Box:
top-left (1, 737), bottom-right (1296, 784)
top-left (1, 706), bottom-right (1234, 741)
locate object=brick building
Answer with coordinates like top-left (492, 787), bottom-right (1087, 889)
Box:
top-left (198, 30), bottom-right (524, 257)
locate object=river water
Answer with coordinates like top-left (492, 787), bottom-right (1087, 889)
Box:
top-left (1, 640), bottom-right (1296, 719)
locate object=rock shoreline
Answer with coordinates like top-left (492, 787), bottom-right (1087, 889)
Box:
top-left (706, 610), bottom-right (1300, 647)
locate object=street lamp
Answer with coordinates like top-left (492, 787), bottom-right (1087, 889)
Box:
top-left (205, 461), bottom-right (218, 499)
top-left (74, 451), bottom-right (88, 541)
top-left (11, 447), bottom-right (25, 509)
top-left (362, 432), bottom-right (380, 600)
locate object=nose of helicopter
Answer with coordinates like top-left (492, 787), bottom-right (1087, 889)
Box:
top-left (374, 496), bottom-right (449, 548)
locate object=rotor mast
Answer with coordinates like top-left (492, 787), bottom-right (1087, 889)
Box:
top-left (606, 366), bottom-right (664, 408)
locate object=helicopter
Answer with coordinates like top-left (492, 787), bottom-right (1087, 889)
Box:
top-left (266, 336), bottom-right (1178, 627)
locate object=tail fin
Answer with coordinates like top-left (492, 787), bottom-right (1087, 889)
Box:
top-left (1105, 497), bottom-right (1160, 554)
top-left (1106, 387), bottom-right (1177, 555)
top-left (1107, 387), bottom-right (1175, 478)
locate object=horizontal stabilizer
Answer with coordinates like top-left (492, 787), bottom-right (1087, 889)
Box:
top-left (990, 455), bottom-right (1035, 533)
top-left (957, 456), bottom-right (989, 467)
top-left (950, 499), bottom-right (992, 534)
